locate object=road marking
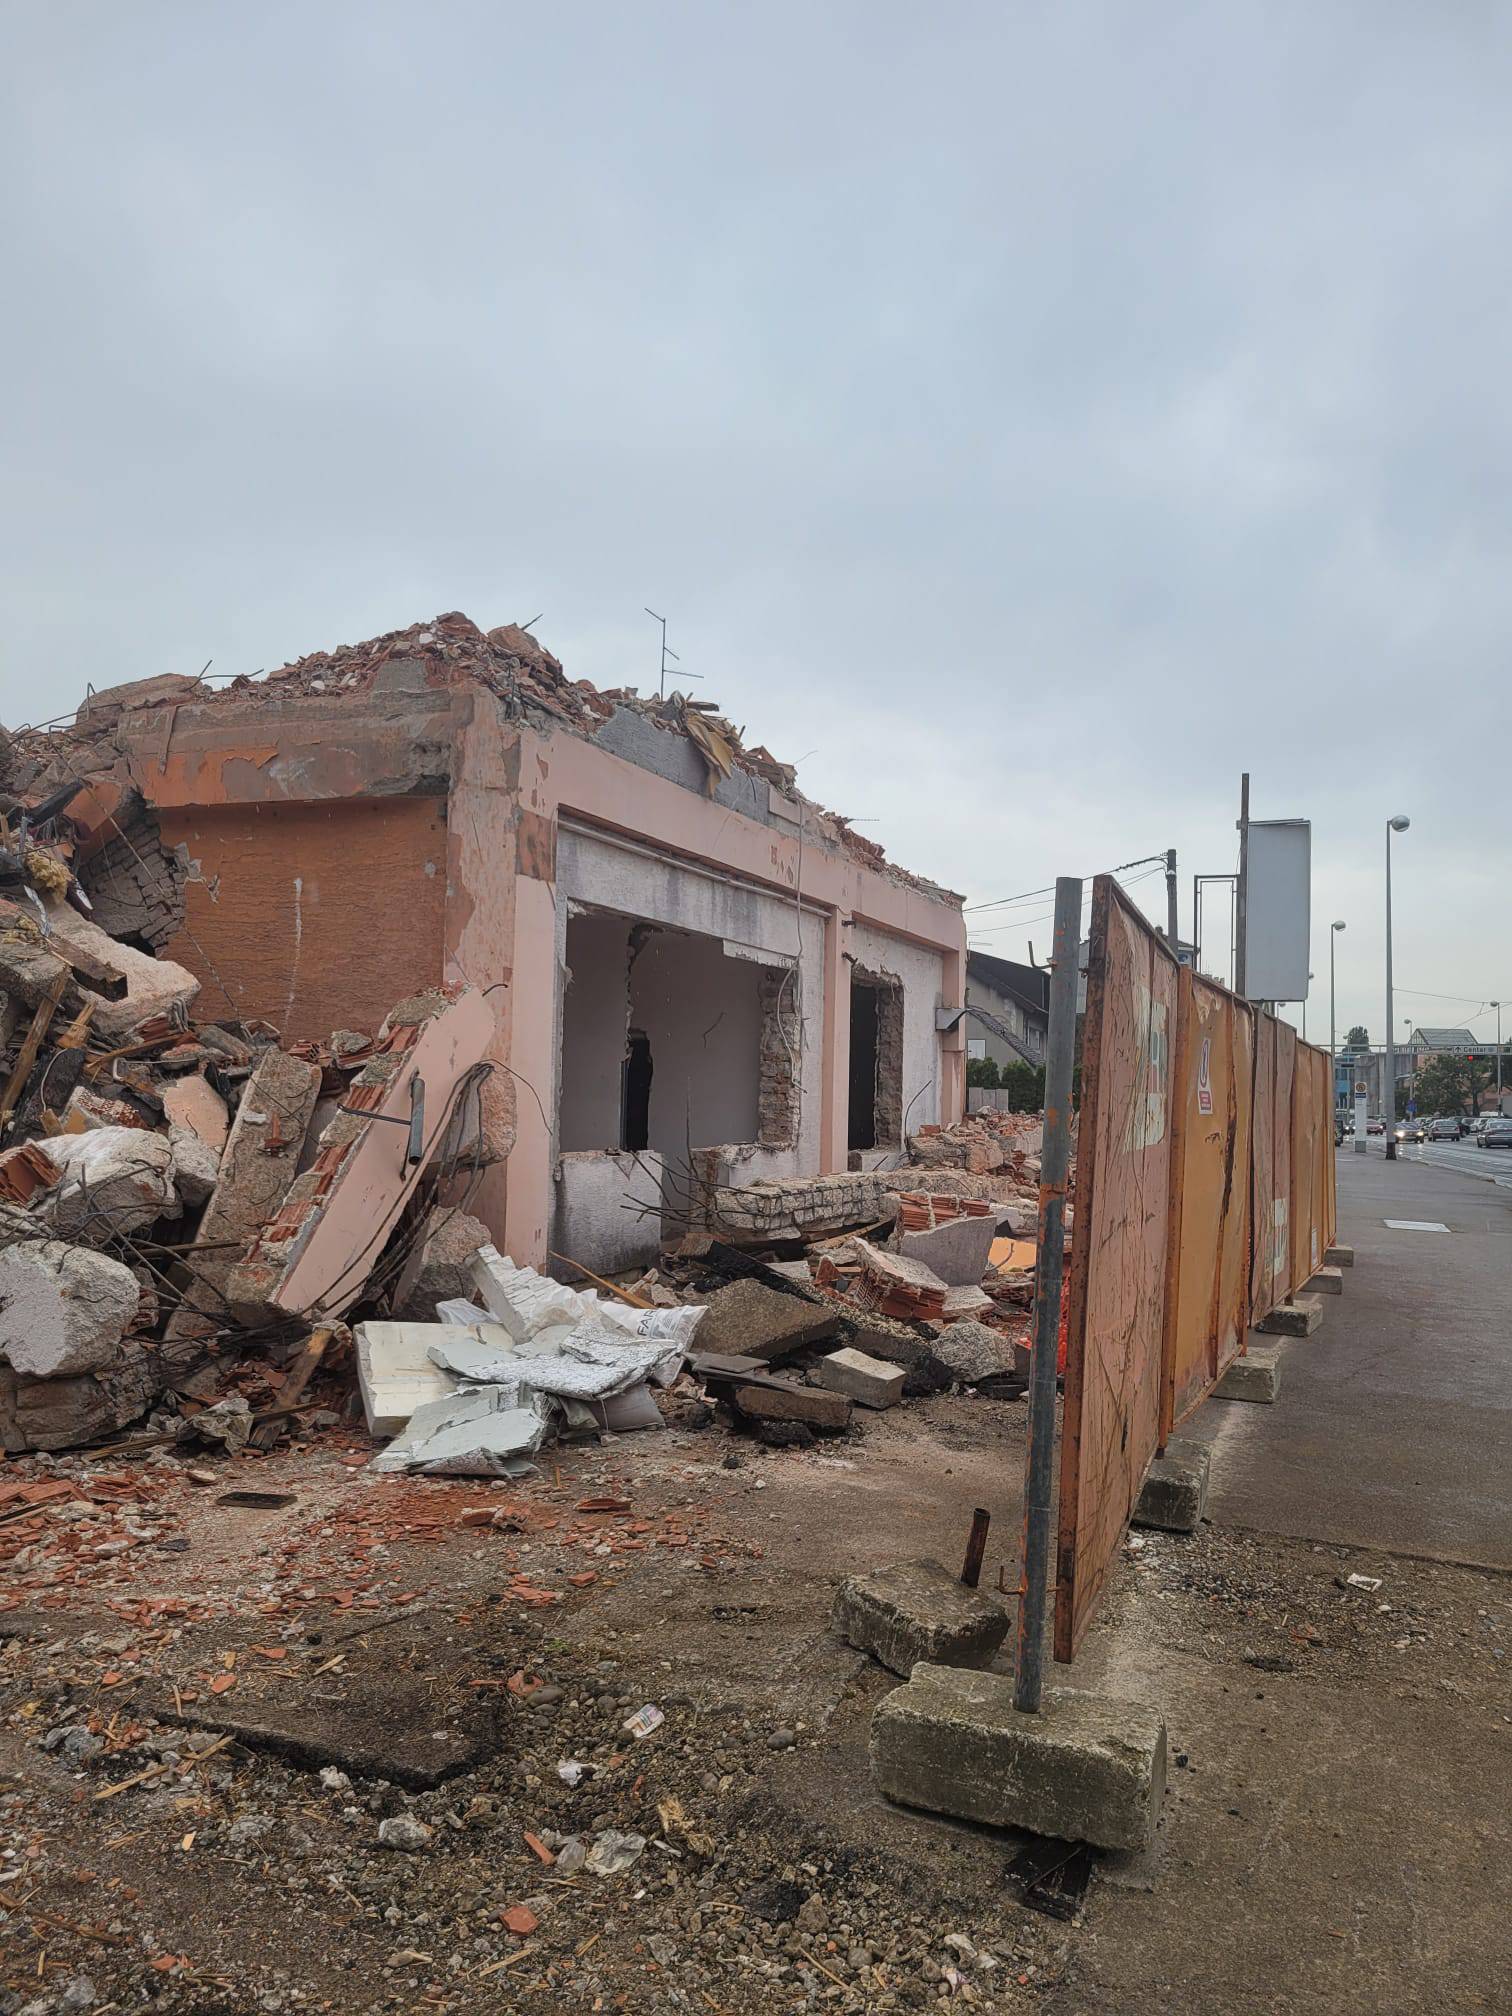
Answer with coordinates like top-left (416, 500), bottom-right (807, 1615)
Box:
top-left (1383, 1220), bottom-right (1451, 1232)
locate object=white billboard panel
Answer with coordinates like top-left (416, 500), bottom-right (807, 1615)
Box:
top-left (1245, 819), bottom-right (1311, 1002)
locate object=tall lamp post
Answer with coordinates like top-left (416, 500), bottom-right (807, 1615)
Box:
top-left (1384, 815), bottom-right (1410, 1160)
top-left (1330, 921), bottom-right (1346, 1105)
top-left (1493, 1000), bottom-right (1503, 1113)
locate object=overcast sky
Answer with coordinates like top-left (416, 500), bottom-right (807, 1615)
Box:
top-left (4, 2), bottom-right (1509, 1047)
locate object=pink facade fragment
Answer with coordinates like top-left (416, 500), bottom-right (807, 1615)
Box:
top-left (225, 987), bottom-right (494, 1324)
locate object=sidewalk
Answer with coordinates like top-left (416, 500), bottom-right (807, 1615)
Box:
top-left (1055, 1145), bottom-right (1512, 2012)
top-left (1185, 1149), bottom-right (1512, 1567)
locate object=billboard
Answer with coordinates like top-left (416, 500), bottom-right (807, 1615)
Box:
top-left (1244, 818), bottom-right (1311, 1003)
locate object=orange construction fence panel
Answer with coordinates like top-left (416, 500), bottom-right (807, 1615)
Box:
top-left (1160, 973), bottom-right (1254, 1442)
top-left (1055, 878), bottom-right (1179, 1663)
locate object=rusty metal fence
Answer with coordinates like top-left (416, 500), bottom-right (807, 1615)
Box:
top-left (1052, 874), bottom-right (1337, 1663)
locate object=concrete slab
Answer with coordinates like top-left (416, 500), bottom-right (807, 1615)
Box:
top-left (1324, 1243), bottom-right (1354, 1267)
top-left (832, 1558), bottom-right (1008, 1676)
top-left (816, 1346), bottom-right (906, 1409)
top-left (871, 1665), bottom-right (1166, 1851)
top-left (1214, 1343), bottom-right (1283, 1402)
top-left (894, 1212), bottom-right (997, 1287)
top-left (693, 1278), bottom-right (841, 1362)
top-left (151, 1689), bottom-right (492, 1790)
top-left (1307, 1266), bottom-right (1344, 1296)
top-left (1254, 1294), bottom-right (1323, 1337)
top-left (1132, 1442), bottom-right (1210, 1532)
top-left (732, 1380), bottom-right (851, 1431)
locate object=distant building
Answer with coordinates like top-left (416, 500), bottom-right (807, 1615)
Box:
top-left (965, 952), bottom-right (1049, 1072)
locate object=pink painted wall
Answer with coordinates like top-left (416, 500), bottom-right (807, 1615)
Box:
top-left (490, 718), bottom-right (967, 1266)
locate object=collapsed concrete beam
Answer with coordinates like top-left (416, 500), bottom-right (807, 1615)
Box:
top-left (708, 1172), bottom-right (893, 1245)
top-left (163, 1046), bottom-right (321, 1361)
top-left (43, 902), bottom-right (199, 1039)
top-left (871, 1665), bottom-right (1167, 1852)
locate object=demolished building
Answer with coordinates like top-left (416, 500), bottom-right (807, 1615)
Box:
top-left (2, 613), bottom-right (968, 1292)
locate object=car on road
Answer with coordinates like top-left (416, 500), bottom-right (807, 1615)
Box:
top-left (1429, 1116), bottom-right (1464, 1141)
top-left (1476, 1117), bottom-right (1512, 1149)
top-left (1367, 1117), bottom-right (1385, 1135)
top-left (1396, 1119), bottom-right (1426, 1143)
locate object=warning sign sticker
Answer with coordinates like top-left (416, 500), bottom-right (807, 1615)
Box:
top-left (1197, 1035), bottom-right (1213, 1117)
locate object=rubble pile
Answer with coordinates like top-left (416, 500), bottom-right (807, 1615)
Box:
top-left (0, 788), bottom-right (507, 1459)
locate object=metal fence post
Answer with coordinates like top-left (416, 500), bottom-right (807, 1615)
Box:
top-left (1013, 875), bottom-right (1081, 1715)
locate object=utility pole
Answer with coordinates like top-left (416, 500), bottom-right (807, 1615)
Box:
top-left (1330, 921), bottom-right (1346, 1105)
top-left (1384, 813), bottom-right (1410, 1159)
top-left (1494, 1001), bottom-right (1503, 1112)
top-left (1235, 774), bottom-right (1250, 997)
top-left (1166, 848), bottom-right (1179, 954)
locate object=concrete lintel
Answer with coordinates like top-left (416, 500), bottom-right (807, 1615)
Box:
top-left (871, 1666), bottom-right (1166, 1852)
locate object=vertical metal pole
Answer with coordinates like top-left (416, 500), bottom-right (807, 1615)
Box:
top-left (1166, 848), bottom-right (1179, 952)
top-left (1329, 932), bottom-right (1337, 1080)
top-left (1235, 774), bottom-right (1250, 997)
top-left (1495, 1002), bottom-right (1503, 1110)
top-left (1013, 876), bottom-right (1081, 1715)
top-left (1395, 822), bottom-right (1403, 1169)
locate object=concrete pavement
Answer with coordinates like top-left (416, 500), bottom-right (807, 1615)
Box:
top-left (1187, 1146), bottom-right (1512, 1567)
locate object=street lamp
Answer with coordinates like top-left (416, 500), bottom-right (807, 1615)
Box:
top-left (1384, 815), bottom-right (1410, 1160)
top-left (1493, 1001), bottom-right (1503, 1113)
top-left (1330, 921), bottom-right (1346, 1102)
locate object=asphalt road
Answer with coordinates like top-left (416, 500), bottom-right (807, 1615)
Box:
top-left (1188, 1146), bottom-right (1512, 1568)
top-left (1377, 1134), bottom-right (1512, 1185)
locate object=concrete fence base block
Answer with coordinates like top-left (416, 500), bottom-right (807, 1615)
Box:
top-left (871, 1665), bottom-right (1166, 1852)
top-left (1324, 1243), bottom-right (1354, 1268)
top-left (832, 1558), bottom-right (1008, 1677)
top-left (1254, 1294), bottom-right (1322, 1337)
top-left (1214, 1343), bottom-right (1282, 1402)
top-left (1306, 1266), bottom-right (1343, 1296)
top-left (1132, 1442), bottom-right (1210, 1533)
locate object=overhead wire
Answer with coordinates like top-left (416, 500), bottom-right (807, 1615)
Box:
top-left (967, 864), bottom-right (1164, 942)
